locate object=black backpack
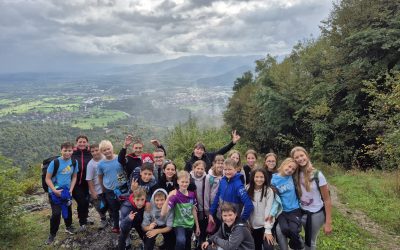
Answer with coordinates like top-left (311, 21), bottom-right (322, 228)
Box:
top-left (41, 156), bottom-right (76, 193)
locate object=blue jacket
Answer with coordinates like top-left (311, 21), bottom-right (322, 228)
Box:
top-left (210, 173), bottom-right (254, 221)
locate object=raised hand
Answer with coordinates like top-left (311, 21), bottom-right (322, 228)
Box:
top-left (231, 130), bottom-right (241, 144)
top-left (128, 211), bottom-right (137, 221)
top-left (124, 135), bottom-right (133, 148)
top-left (150, 139), bottom-right (161, 147)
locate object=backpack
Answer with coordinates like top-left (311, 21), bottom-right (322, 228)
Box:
top-left (41, 156), bottom-right (76, 193)
top-left (312, 170), bottom-right (329, 201)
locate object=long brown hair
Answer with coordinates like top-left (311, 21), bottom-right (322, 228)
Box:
top-left (247, 168), bottom-right (269, 202)
top-left (290, 146), bottom-right (315, 195)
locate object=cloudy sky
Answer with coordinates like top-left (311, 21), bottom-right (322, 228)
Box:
top-left (0, 0), bottom-right (332, 73)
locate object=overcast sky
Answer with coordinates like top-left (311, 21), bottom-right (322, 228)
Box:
top-left (0, 0), bottom-right (332, 73)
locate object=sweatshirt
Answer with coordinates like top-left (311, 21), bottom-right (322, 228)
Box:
top-left (204, 168), bottom-right (223, 215)
top-left (190, 171), bottom-right (207, 214)
top-left (209, 221), bottom-right (255, 250)
top-left (247, 186), bottom-right (274, 234)
top-left (209, 173), bottom-right (254, 221)
top-left (142, 188), bottom-right (173, 228)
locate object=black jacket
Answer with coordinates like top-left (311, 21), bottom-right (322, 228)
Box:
top-left (184, 141), bottom-right (235, 173)
top-left (72, 147), bottom-right (92, 189)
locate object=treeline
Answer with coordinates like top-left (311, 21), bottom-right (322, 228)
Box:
top-left (224, 0), bottom-right (400, 169)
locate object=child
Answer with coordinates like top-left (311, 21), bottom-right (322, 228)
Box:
top-left (264, 153), bottom-right (278, 186)
top-left (209, 158), bottom-right (254, 226)
top-left (190, 160), bottom-right (208, 248)
top-left (185, 130), bottom-right (241, 173)
top-left (156, 161), bottom-right (178, 194)
top-left (291, 146), bottom-right (332, 250)
top-left (204, 155), bottom-right (224, 225)
top-left (201, 203), bottom-right (255, 250)
top-left (142, 188), bottom-right (174, 250)
top-left (243, 150), bottom-right (258, 185)
top-left (86, 143), bottom-right (108, 229)
top-left (227, 149), bottom-right (245, 184)
top-left (45, 142), bottom-right (78, 244)
top-left (71, 135), bottom-right (92, 230)
top-left (118, 188), bottom-right (147, 250)
top-left (131, 162), bottom-right (158, 202)
top-left (271, 158), bottom-right (304, 250)
top-left (97, 140), bottom-right (129, 233)
top-left (246, 168), bottom-right (275, 250)
top-left (161, 170), bottom-right (200, 250)
top-left (119, 135), bottom-right (165, 179)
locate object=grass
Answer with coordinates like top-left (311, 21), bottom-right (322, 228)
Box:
top-left (0, 99), bottom-right (80, 116)
top-left (71, 109), bottom-right (129, 129)
top-left (318, 164), bottom-right (400, 235)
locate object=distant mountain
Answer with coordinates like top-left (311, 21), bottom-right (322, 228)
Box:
top-left (196, 65), bottom-right (254, 86)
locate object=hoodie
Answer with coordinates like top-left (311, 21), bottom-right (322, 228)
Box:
top-left (204, 168), bottom-right (223, 215)
top-left (190, 171), bottom-right (207, 215)
top-left (246, 186), bottom-right (274, 234)
top-left (209, 173), bottom-right (254, 221)
top-left (119, 193), bottom-right (146, 230)
top-left (142, 188), bottom-right (173, 229)
top-left (209, 221), bottom-right (255, 250)
top-left (129, 167), bottom-right (158, 201)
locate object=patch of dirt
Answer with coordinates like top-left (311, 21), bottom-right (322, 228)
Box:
top-left (330, 185), bottom-right (400, 250)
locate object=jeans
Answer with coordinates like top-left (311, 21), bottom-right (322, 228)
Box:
top-left (175, 227), bottom-right (193, 250)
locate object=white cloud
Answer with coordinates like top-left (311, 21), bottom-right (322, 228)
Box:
top-left (0, 0), bottom-right (332, 72)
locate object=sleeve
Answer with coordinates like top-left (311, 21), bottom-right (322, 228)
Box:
top-left (158, 144), bottom-right (167, 156)
top-left (97, 162), bottom-right (104, 175)
top-left (237, 183), bottom-right (254, 221)
top-left (212, 225), bottom-right (245, 249)
top-left (184, 161), bottom-right (192, 172)
top-left (86, 161), bottom-right (94, 181)
top-left (209, 183), bottom-right (221, 216)
top-left (73, 160), bottom-right (79, 173)
top-left (192, 192), bottom-right (198, 207)
top-left (141, 211), bottom-right (152, 227)
top-left (47, 160), bottom-right (55, 174)
top-left (166, 210), bottom-right (174, 228)
top-left (167, 195), bottom-right (177, 209)
top-left (213, 141), bottom-right (235, 156)
top-left (119, 203), bottom-right (133, 229)
top-left (209, 226), bottom-right (223, 242)
top-left (317, 171), bottom-right (327, 186)
top-left (264, 188), bottom-right (275, 234)
top-left (118, 148), bottom-right (127, 166)
top-left (269, 194), bottom-right (282, 217)
top-left (204, 175), bottom-right (211, 213)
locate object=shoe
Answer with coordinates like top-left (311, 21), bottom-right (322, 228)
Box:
top-left (87, 217), bottom-right (95, 225)
top-left (65, 225), bottom-right (76, 235)
top-left (111, 227), bottom-right (120, 234)
top-left (79, 224), bottom-right (87, 232)
top-left (99, 219), bottom-right (108, 229)
top-left (45, 234), bottom-right (56, 245)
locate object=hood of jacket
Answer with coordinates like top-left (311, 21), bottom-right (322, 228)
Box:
top-left (190, 171), bottom-right (206, 181)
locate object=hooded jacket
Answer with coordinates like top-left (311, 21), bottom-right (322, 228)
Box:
top-left (142, 188), bottom-right (173, 228)
top-left (72, 147), bottom-right (92, 189)
top-left (209, 173), bottom-right (254, 221)
top-left (190, 171), bottom-right (207, 214)
top-left (204, 168), bottom-right (223, 215)
top-left (120, 193), bottom-right (146, 230)
top-left (184, 141), bottom-right (235, 173)
top-left (246, 186), bottom-right (275, 234)
top-left (209, 220), bottom-right (255, 250)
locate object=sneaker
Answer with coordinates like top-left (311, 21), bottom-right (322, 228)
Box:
top-left (79, 224), bottom-right (87, 232)
top-left (45, 234), bottom-right (56, 245)
top-left (99, 219), bottom-right (108, 229)
top-left (65, 225), bottom-right (76, 235)
top-left (111, 227), bottom-right (120, 234)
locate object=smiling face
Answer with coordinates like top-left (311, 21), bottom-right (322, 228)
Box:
top-left (76, 137), bottom-right (88, 150)
top-left (154, 194), bottom-right (166, 209)
top-left (134, 195), bottom-right (146, 208)
top-left (254, 171), bottom-right (265, 188)
top-left (246, 153), bottom-right (257, 168)
top-left (265, 155), bottom-right (277, 171)
top-left (224, 164), bottom-right (236, 179)
top-left (163, 163), bottom-right (176, 180)
top-left (222, 210), bottom-right (237, 227)
top-left (140, 169), bottom-right (153, 183)
top-left (230, 152), bottom-right (240, 164)
top-left (132, 143), bottom-right (143, 156)
top-left (177, 177), bottom-right (189, 191)
top-left (153, 151), bottom-right (165, 166)
top-left (193, 163), bottom-right (205, 178)
top-left (194, 147), bottom-right (205, 158)
top-left (61, 146), bottom-right (73, 160)
top-left (101, 146), bottom-right (114, 159)
top-left (214, 160), bottom-right (224, 175)
top-left (292, 150), bottom-right (309, 168)
top-left (90, 147), bottom-right (102, 160)
top-left (280, 161), bottom-right (298, 176)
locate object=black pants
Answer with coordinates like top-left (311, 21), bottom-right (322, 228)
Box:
top-left (197, 212), bottom-right (208, 247)
top-left (143, 225), bottom-right (175, 250)
top-left (104, 189), bottom-right (121, 228)
top-left (277, 209), bottom-right (303, 249)
top-left (49, 195), bottom-right (72, 236)
top-left (118, 220), bottom-right (145, 250)
top-left (251, 227), bottom-right (274, 250)
top-left (72, 185), bottom-right (89, 226)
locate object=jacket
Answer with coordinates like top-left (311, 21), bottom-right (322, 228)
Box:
top-left (246, 186), bottom-right (274, 234)
top-left (209, 221), bottom-right (255, 250)
top-left (184, 141), bottom-right (235, 172)
top-left (204, 169), bottom-right (223, 215)
top-left (209, 173), bottom-right (254, 221)
top-left (120, 193), bottom-right (146, 230)
top-left (190, 171), bottom-right (207, 214)
top-left (72, 147), bottom-right (92, 189)
top-left (142, 188), bottom-right (173, 228)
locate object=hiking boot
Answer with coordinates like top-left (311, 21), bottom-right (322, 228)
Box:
top-left (111, 227), bottom-right (120, 234)
top-left (99, 219), bottom-right (108, 229)
top-left (45, 234), bottom-right (56, 245)
top-left (65, 225), bottom-right (76, 235)
top-left (79, 224), bottom-right (87, 232)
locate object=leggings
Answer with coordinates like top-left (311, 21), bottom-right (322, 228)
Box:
top-left (301, 210), bottom-right (325, 250)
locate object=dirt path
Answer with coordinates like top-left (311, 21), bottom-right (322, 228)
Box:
top-left (329, 185), bottom-right (400, 249)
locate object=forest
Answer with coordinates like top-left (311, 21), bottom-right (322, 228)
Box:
top-left (224, 0), bottom-right (400, 170)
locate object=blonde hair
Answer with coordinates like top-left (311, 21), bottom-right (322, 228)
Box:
top-left (177, 170), bottom-right (190, 180)
top-left (133, 187), bottom-right (146, 198)
top-left (99, 140), bottom-right (113, 153)
top-left (224, 158), bottom-right (237, 169)
top-left (277, 158), bottom-right (297, 175)
top-left (212, 155), bottom-right (225, 176)
top-left (227, 149), bottom-right (241, 170)
top-left (245, 149), bottom-right (258, 159)
top-left (193, 160), bottom-right (206, 170)
top-left (290, 146), bottom-right (315, 194)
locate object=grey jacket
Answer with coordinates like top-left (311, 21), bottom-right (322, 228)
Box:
top-left (141, 188), bottom-right (173, 228)
top-left (209, 222), bottom-right (255, 250)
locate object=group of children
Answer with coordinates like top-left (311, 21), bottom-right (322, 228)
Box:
top-left (45, 132), bottom-right (332, 250)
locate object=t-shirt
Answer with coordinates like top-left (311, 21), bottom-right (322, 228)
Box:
top-left (299, 171), bottom-right (327, 212)
top-left (271, 173), bottom-right (299, 212)
top-left (86, 157), bottom-right (104, 194)
top-left (168, 190), bottom-right (197, 228)
top-left (97, 156), bottom-right (127, 191)
top-left (47, 157), bottom-right (78, 193)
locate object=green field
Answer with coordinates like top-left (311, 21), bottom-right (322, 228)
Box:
top-left (71, 109), bottom-right (129, 129)
top-left (0, 98), bottom-right (81, 116)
